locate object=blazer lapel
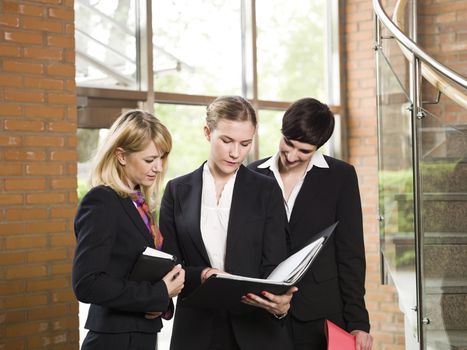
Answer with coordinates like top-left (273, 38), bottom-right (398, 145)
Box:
top-left (289, 167), bottom-right (321, 232)
top-left (225, 166), bottom-right (256, 263)
top-left (177, 165), bottom-right (210, 265)
top-left (118, 195), bottom-right (154, 247)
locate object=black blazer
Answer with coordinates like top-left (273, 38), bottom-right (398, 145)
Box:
top-left (249, 156), bottom-right (370, 333)
top-left (160, 164), bottom-right (292, 350)
top-left (72, 185), bottom-right (170, 333)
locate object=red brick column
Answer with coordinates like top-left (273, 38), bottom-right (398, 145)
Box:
top-left (419, 1), bottom-right (467, 125)
top-left (0, 1), bottom-right (78, 349)
top-left (343, 1), bottom-right (406, 349)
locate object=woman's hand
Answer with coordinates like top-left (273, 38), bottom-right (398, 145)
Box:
top-left (162, 264), bottom-right (185, 298)
top-left (144, 311), bottom-right (162, 319)
top-left (351, 330), bottom-right (373, 350)
top-left (200, 267), bottom-right (225, 283)
top-left (241, 286), bottom-right (298, 316)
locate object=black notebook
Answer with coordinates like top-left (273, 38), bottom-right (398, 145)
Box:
top-left (129, 247), bottom-right (177, 283)
top-left (180, 222), bottom-right (338, 312)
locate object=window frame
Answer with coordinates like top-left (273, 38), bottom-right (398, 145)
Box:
top-left (76, 0), bottom-right (344, 160)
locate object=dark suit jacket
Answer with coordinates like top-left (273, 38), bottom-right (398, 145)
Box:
top-left (160, 164), bottom-right (292, 350)
top-left (72, 185), bottom-right (170, 333)
top-left (248, 156), bottom-right (370, 333)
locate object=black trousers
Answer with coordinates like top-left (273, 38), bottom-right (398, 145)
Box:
top-left (207, 312), bottom-right (241, 350)
top-left (287, 316), bottom-right (327, 350)
top-left (81, 331), bottom-right (157, 350)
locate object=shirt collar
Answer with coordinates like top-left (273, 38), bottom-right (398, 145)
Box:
top-left (202, 162), bottom-right (239, 182)
top-left (258, 150), bottom-right (329, 173)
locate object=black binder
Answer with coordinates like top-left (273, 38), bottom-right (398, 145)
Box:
top-left (180, 222), bottom-right (338, 312)
top-left (129, 247), bottom-right (177, 283)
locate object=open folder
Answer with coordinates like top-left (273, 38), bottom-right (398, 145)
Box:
top-left (180, 222), bottom-right (338, 312)
top-left (129, 247), bottom-right (177, 283)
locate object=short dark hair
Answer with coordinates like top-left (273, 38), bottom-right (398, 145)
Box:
top-left (281, 98), bottom-right (335, 148)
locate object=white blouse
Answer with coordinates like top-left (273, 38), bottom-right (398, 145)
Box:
top-left (200, 163), bottom-right (237, 270)
top-left (258, 151), bottom-right (329, 221)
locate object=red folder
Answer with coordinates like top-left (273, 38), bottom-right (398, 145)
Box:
top-left (325, 319), bottom-right (356, 350)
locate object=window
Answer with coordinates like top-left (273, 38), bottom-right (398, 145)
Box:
top-left (153, 0), bottom-right (243, 96)
top-left (75, 0), bottom-right (138, 88)
top-left (256, 0), bottom-right (327, 101)
top-left (155, 103), bottom-right (209, 180)
top-left (257, 109), bottom-right (283, 159)
top-left (75, 1), bottom-right (342, 348)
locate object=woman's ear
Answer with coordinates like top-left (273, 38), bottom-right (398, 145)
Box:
top-left (203, 125), bottom-right (211, 142)
top-left (115, 147), bottom-right (126, 165)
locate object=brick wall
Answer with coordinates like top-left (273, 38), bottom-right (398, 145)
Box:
top-left (0, 1), bottom-right (78, 349)
top-left (344, 1), bottom-right (407, 349)
top-left (342, 0), bottom-right (466, 347)
top-left (419, 1), bottom-right (467, 127)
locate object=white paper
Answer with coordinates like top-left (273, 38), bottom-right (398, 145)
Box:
top-left (142, 246), bottom-right (173, 259)
top-left (214, 272), bottom-right (290, 285)
top-left (267, 237), bottom-right (324, 282)
top-left (210, 237), bottom-right (325, 285)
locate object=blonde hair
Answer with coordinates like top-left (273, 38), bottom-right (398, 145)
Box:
top-left (90, 110), bottom-right (172, 211)
top-left (206, 96), bottom-right (257, 130)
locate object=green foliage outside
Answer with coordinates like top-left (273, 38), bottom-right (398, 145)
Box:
top-left (155, 103), bottom-right (210, 182)
top-left (258, 110), bottom-right (283, 159)
top-left (77, 179), bottom-right (90, 204)
top-left (256, 0), bottom-right (326, 101)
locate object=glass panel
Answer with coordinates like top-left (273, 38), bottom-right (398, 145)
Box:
top-left (379, 26), bottom-right (410, 93)
top-left (376, 44), bottom-right (417, 344)
top-left (155, 104), bottom-right (210, 181)
top-left (380, 0), bottom-right (414, 37)
top-left (257, 109), bottom-right (283, 160)
top-left (417, 0), bottom-right (467, 344)
top-left (153, 0), bottom-right (242, 96)
top-left (419, 82), bottom-right (467, 349)
top-left (77, 128), bottom-right (110, 201)
top-left (75, 0), bottom-right (138, 89)
top-left (326, 0), bottom-right (341, 106)
top-left (256, 0), bottom-right (326, 102)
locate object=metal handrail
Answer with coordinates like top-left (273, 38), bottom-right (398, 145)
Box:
top-left (389, 0), bottom-right (467, 110)
top-left (374, 1), bottom-right (466, 347)
top-left (373, 0), bottom-right (467, 89)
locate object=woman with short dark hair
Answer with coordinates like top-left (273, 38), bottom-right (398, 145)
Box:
top-left (249, 97), bottom-right (373, 350)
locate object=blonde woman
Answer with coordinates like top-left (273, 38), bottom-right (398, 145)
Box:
top-left (160, 96), bottom-right (296, 350)
top-left (72, 110), bottom-right (185, 350)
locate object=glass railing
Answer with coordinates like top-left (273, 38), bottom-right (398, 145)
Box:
top-left (419, 94), bottom-right (467, 350)
top-left (374, 0), bottom-right (467, 349)
top-left (376, 22), bottom-right (418, 344)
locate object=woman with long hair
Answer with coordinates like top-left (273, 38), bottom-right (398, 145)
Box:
top-left (73, 110), bottom-right (185, 350)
